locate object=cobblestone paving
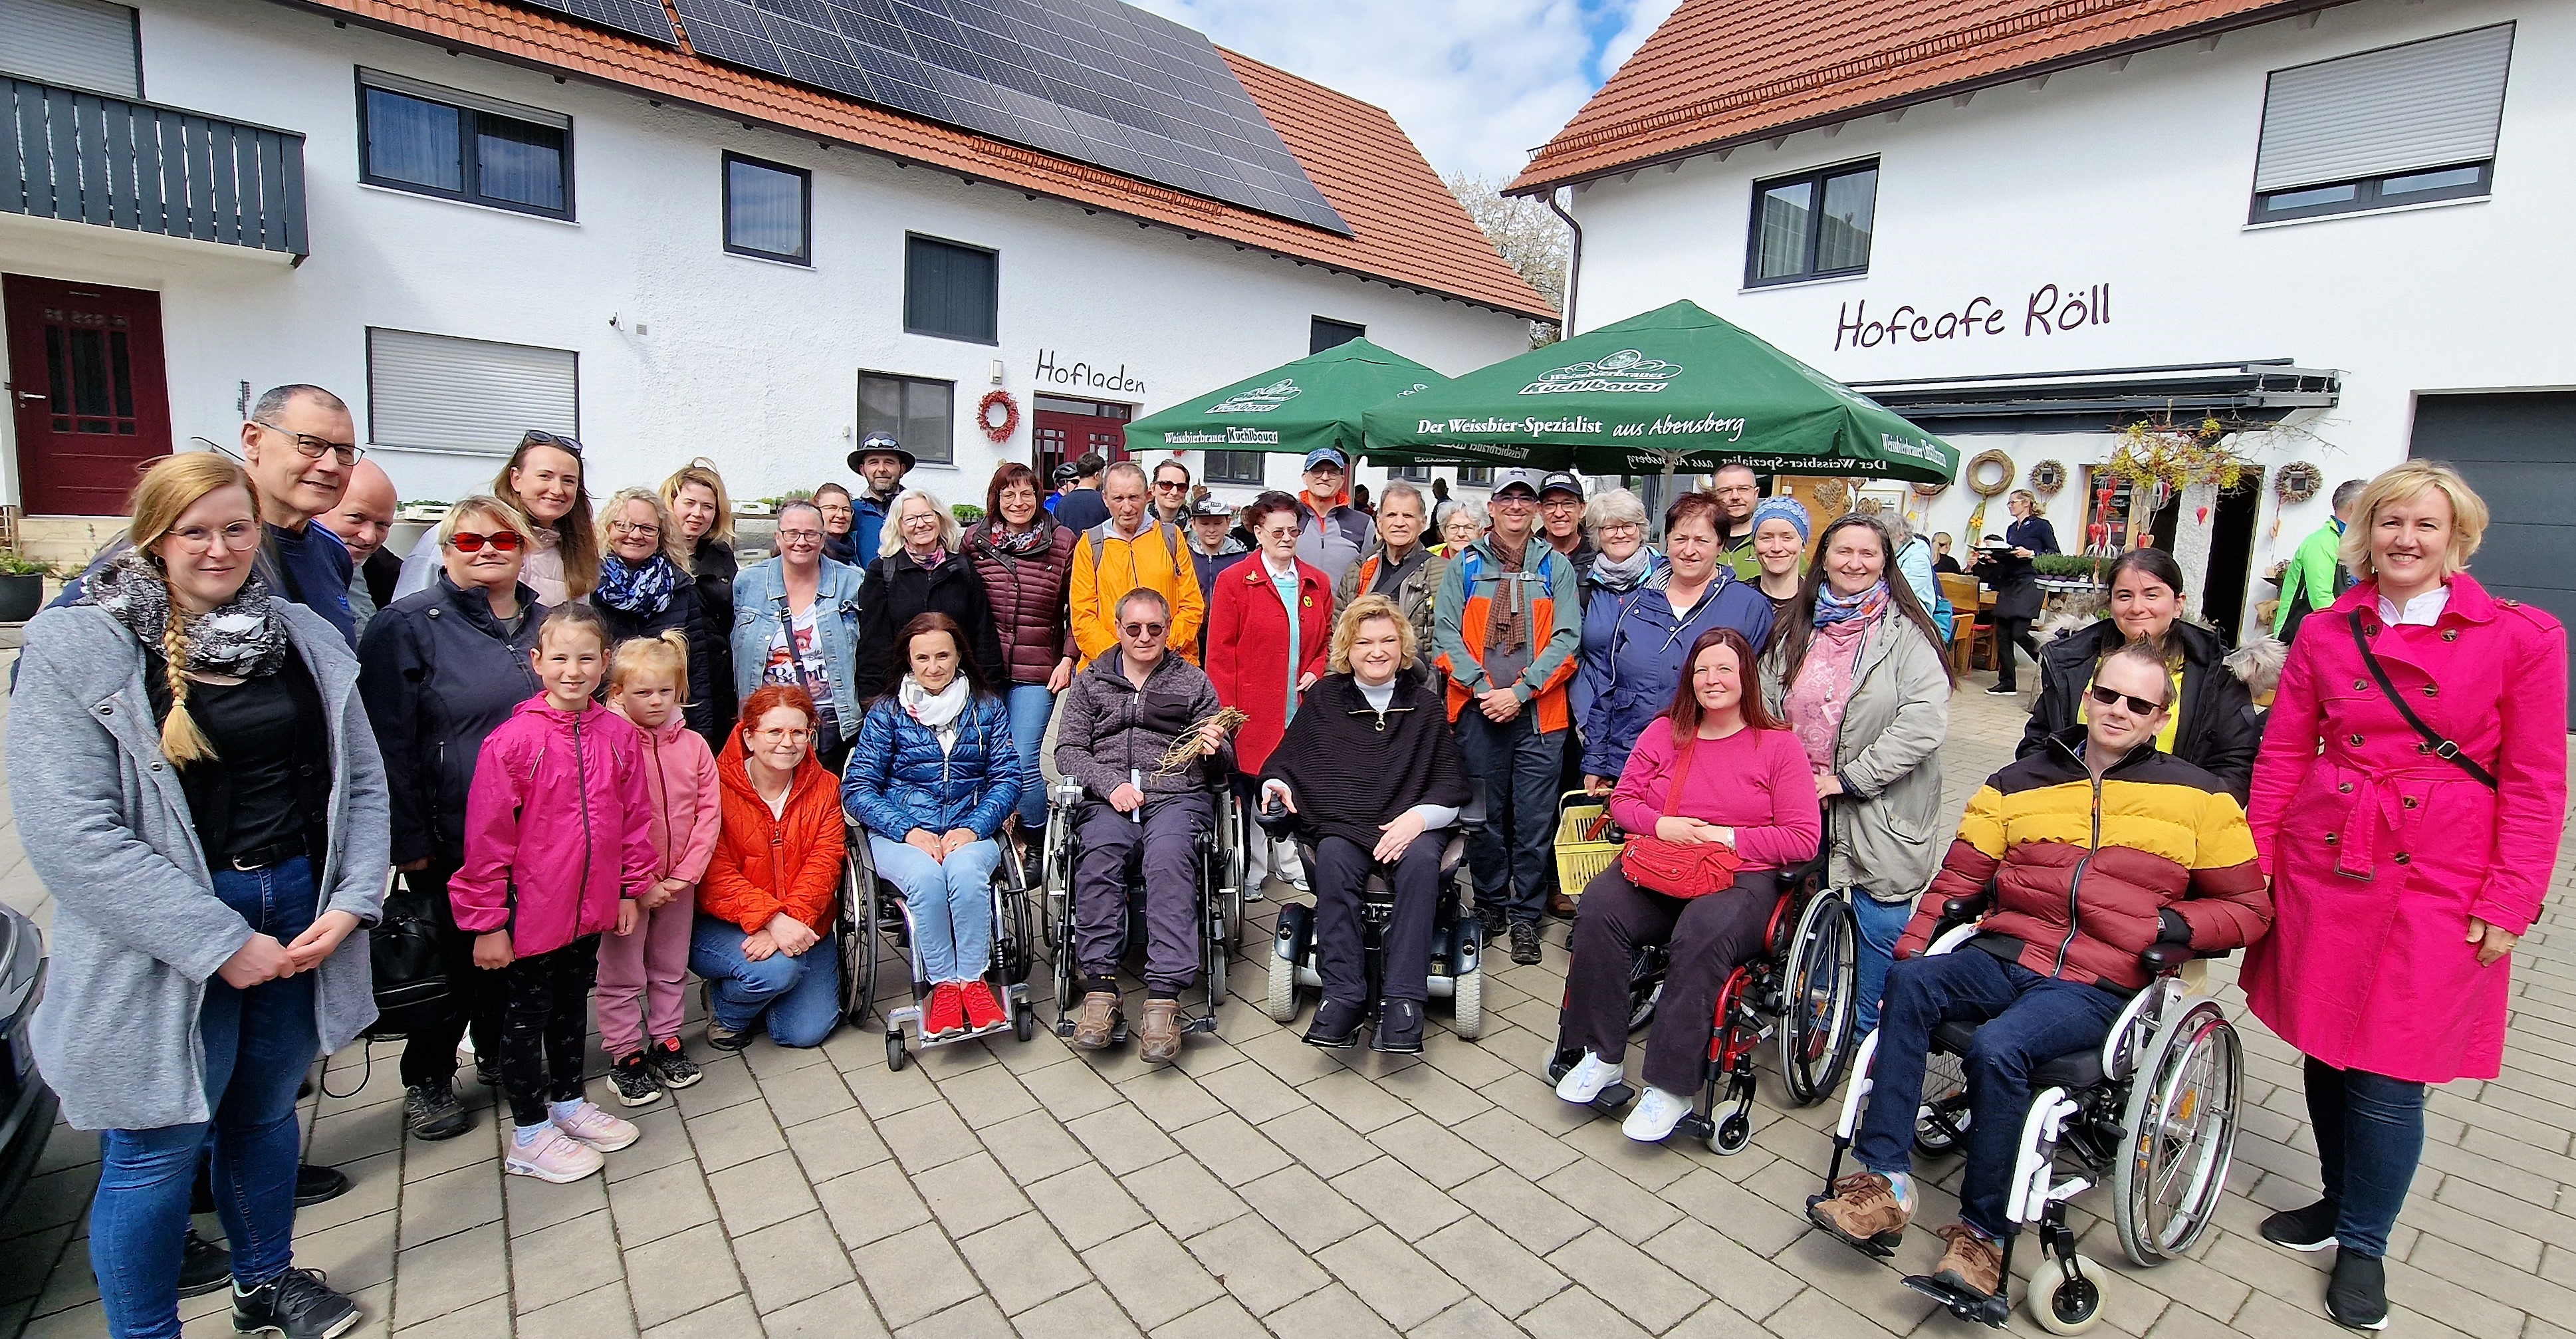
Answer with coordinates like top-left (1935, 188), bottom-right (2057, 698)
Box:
top-left (3, 678), bottom-right (2571, 1339)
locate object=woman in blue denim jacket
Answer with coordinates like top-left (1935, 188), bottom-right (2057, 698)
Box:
top-left (732, 500), bottom-right (866, 770)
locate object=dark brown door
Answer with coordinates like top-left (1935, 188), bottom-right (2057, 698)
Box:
top-left (5, 274), bottom-right (174, 515)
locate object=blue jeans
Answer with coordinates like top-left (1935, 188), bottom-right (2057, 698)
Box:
top-left (869, 835), bottom-right (1001, 985)
top-left (1855, 949), bottom-right (2123, 1239)
top-left (95, 858), bottom-right (320, 1339)
top-left (688, 915), bottom-right (842, 1048)
top-left (1454, 709), bottom-right (1562, 925)
top-left (1852, 894), bottom-right (1914, 1035)
top-left (1005, 683), bottom-right (1057, 831)
top-left (2303, 1055), bottom-right (2426, 1259)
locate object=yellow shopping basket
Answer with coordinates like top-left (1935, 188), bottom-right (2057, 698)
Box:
top-left (1552, 791), bottom-right (1623, 902)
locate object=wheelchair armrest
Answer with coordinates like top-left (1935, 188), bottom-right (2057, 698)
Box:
top-left (2139, 941), bottom-right (2194, 975)
top-left (1253, 801), bottom-right (1298, 839)
top-left (1940, 895), bottom-right (1989, 923)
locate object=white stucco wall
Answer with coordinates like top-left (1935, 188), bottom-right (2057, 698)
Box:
top-left (1560, 0), bottom-right (2574, 634)
top-left (0, 0), bottom-right (1532, 513)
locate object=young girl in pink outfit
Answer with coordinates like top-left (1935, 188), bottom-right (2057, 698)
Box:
top-left (453, 604), bottom-right (659, 1183)
top-left (598, 632), bottom-right (721, 1107)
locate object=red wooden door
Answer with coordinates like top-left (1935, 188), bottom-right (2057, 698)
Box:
top-left (1030, 397), bottom-right (1131, 478)
top-left (5, 274), bottom-right (174, 515)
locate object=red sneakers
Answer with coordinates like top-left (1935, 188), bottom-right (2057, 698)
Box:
top-left (959, 981), bottom-right (1008, 1035)
top-left (921, 983), bottom-right (965, 1039)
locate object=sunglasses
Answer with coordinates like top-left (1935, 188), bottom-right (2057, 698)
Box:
top-left (1121, 622), bottom-right (1167, 638)
top-left (2085, 684), bottom-right (2164, 715)
top-left (520, 429), bottom-right (584, 457)
top-left (449, 530), bottom-right (527, 553)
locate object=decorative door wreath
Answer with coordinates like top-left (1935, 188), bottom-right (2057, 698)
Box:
top-left (1967, 449), bottom-right (2016, 496)
top-left (2029, 460), bottom-right (2067, 497)
top-left (2275, 461), bottom-right (2323, 507)
top-left (977, 390), bottom-right (1020, 443)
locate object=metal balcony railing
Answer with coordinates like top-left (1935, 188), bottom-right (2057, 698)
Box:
top-left (1, 75), bottom-right (308, 259)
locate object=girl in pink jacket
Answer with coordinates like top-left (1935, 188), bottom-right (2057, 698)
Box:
top-left (598, 632), bottom-right (721, 1106)
top-left (453, 604), bottom-right (659, 1184)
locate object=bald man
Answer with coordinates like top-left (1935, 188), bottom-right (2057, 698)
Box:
top-left (321, 458), bottom-right (401, 635)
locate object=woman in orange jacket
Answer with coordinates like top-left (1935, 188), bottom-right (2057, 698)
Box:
top-left (689, 684), bottom-right (847, 1049)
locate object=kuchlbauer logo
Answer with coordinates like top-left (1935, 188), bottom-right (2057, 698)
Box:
top-left (1520, 349), bottom-right (1683, 396)
top-left (1208, 378), bottom-right (1302, 414)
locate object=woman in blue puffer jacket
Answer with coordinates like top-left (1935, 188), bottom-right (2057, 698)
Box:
top-left (840, 612), bottom-right (1022, 1040)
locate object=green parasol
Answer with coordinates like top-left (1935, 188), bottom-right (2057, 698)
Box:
top-left (1359, 300), bottom-right (1958, 487)
top-left (1125, 338), bottom-right (1449, 462)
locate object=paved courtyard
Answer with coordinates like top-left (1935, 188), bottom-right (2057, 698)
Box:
top-left (1, 674), bottom-right (2571, 1339)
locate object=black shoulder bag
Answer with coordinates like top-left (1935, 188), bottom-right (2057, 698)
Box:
top-left (2349, 612), bottom-right (2496, 789)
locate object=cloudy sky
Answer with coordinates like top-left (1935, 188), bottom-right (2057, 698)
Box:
top-left (1130, 0), bottom-right (1683, 182)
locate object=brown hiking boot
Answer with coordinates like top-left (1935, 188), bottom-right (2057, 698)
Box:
top-left (1807, 1171), bottom-right (1912, 1254)
top-left (1070, 991), bottom-right (1121, 1050)
top-left (1137, 998), bottom-right (1183, 1064)
top-left (1932, 1224), bottom-right (2004, 1298)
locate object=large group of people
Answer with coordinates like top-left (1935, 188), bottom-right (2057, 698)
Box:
top-left (8, 382), bottom-right (2563, 1339)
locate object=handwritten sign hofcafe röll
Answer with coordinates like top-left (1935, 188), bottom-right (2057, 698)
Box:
top-left (1832, 283), bottom-right (2112, 351)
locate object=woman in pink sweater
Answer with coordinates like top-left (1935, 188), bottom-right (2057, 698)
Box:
top-left (1553, 626), bottom-right (1823, 1144)
top-left (598, 632), bottom-right (721, 1108)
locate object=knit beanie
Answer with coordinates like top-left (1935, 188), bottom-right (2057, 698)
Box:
top-left (1752, 495), bottom-right (1812, 543)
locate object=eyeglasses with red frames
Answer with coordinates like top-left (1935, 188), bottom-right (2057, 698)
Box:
top-left (448, 530), bottom-right (527, 553)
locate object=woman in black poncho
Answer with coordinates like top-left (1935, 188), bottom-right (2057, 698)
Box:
top-left (1259, 594), bottom-right (1471, 1054)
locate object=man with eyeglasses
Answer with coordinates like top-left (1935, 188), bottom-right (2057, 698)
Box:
top-left (1053, 588), bottom-right (1234, 1062)
top-left (1292, 447), bottom-right (1373, 587)
top-left (1712, 463), bottom-right (1764, 581)
top-left (1808, 642), bottom-right (2270, 1305)
top-left (1149, 459), bottom-right (1193, 528)
top-left (1432, 468), bottom-right (1582, 967)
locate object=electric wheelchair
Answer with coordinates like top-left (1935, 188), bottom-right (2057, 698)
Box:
top-left (1816, 900), bottom-right (2246, 1334)
top-left (1545, 848), bottom-right (1854, 1153)
top-left (1252, 796), bottom-right (1486, 1040)
top-left (835, 820), bottom-right (1041, 1070)
top-left (1039, 777), bottom-right (1240, 1044)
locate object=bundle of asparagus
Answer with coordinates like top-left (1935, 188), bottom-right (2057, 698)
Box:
top-left (1152, 707), bottom-right (1249, 776)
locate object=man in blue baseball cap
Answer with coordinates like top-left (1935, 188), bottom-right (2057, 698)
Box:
top-left (1295, 447), bottom-right (1375, 586)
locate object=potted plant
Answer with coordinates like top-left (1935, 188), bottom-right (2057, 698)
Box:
top-left (0, 552), bottom-right (55, 623)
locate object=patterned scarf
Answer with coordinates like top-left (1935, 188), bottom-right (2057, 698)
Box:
top-left (1587, 545), bottom-right (1662, 593)
top-left (595, 551), bottom-right (683, 617)
top-left (1482, 535), bottom-right (1532, 661)
top-left (82, 547), bottom-right (290, 677)
top-left (984, 519), bottom-right (1054, 558)
top-left (1812, 579), bottom-right (1891, 629)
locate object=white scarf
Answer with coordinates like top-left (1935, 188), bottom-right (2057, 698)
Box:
top-left (900, 673), bottom-right (972, 754)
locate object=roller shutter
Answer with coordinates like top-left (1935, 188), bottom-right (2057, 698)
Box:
top-left (367, 328), bottom-right (578, 457)
top-left (0, 0), bottom-right (140, 98)
top-left (2254, 25), bottom-right (2515, 192)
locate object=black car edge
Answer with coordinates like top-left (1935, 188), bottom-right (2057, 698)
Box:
top-left (0, 900), bottom-right (56, 1221)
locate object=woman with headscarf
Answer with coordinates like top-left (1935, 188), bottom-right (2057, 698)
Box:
top-left (1749, 495), bottom-right (1810, 636)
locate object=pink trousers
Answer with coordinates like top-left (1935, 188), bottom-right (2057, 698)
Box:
top-left (595, 891), bottom-right (694, 1056)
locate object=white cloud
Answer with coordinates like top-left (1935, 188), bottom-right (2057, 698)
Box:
top-left (1131, 0), bottom-right (1667, 182)
top-left (1598, 0), bottom-right (1681, 78)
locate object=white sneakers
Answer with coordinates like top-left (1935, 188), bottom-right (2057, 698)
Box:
top-left (1556, 1051), bottom-right (1624, 1104)
top-left (1621, 1086), bottom-right (1693, 1143)
top-left (505, 1101), bottom-right (641, 1183)
top-left (554, 1101), bottom-right (641, 1152)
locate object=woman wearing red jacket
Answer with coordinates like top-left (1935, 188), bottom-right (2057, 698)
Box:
top-left (2244, 461), bottom-right (2567, 1330)
top-left (1207, 491), bottom-right (1332, 894)
top-left (690, 685), bottom-right (848, 1050)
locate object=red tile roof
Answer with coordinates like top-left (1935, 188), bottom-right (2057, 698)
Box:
top-left (1512, 0), bottom-right (2333, 192)
top-left (285, 0), bottom-right (1554, 318)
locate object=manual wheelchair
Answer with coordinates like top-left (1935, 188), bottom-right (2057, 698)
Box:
top-left (1816, 902), bottom-right (2245, 1334)
top-left (1252, 796), bottom-right (1486, 1040)
top-left (1039, 777), bottom-right (1239, 1043)
top-left (1546, 848), bottom-right (1855, 1152)
top-left (835, 820), bottom-right (1041, 1070)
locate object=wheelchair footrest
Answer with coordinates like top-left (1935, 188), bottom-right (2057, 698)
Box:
top-left (1673, 1112), bottom-right (1716, 1142)
top-left (1054, 1018), bottom-right (1132, 1044)
top-left (1804, 1200), bottom-right (1903, 1259)
top-left (1585, 1080), bottom-right (1637, 1117)
top-left (1900, 1275), bottom-right (2011, 1329)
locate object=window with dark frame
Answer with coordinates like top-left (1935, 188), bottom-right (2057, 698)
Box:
top-left (1745, 160), bottom-right (1877, 287)
top-left (858, 372), bottom-right (954, 465)
top-left (1459, 465), bottom-right (1495, 487)
top-left (904, 234), bottom-right (998, 343)
top-left (1203, 451), bottom-right (1266, 485)
top-left (724, 152), bottom-right (810, 264)
top-left (1310, 316), bottom-right (1366, 353)
top-left (2248, 25), bottom-right (2512, 225)
top-left (1385, 463), bottom-right (1433, 483)
top-left (358, 70), bottom-right (571, 219)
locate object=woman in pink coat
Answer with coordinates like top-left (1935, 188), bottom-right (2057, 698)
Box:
top-left (2244, 461), bottom-right (2566, 1330)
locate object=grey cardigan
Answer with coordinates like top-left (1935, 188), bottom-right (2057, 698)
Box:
top-left (9, 601), bottom-right (390, 1131)
top-left (1760, 612), bottom-right (1950, 904)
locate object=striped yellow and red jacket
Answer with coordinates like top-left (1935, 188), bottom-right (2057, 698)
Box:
top-left (1897, 727), bottom-right (2272, 992)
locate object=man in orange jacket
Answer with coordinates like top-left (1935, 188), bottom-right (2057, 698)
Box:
top-left (1068, 461), bottom-right (1205, 664)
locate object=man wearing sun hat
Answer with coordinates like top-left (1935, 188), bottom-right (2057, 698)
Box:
top-left (1294, 447), bottom-right (1375, 586)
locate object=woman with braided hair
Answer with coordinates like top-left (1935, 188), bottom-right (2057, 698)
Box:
top-left (9, 452), bottom-right (390, 1339)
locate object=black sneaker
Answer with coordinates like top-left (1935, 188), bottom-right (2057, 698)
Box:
top-left (646, 1037), bottom-right (703, 1090)
top-left (232, 1267), bottom-right (360, 1339)
top-left (1373, 999), bottom-right (1424, 1054)
top-left (403, 1080), bottom-right (471, 1142)
top-left (1477, 908), bottom-right (1506, 945)
top-left (1509, 921), bottom-right (1542, 966)
top-left (1985, 683), bottom-right (2019, 696)
top-left (179, 1229), bottom-right (233, 1298)
top-left (1303, 999), bottom-right (1362, 1049)
top-left (293, 1165), bottom-right (348, 1207)
top-left (607, 1052), bottom-right (663, 1108)
top-left (473, 1056), bottom-right (501, 1090)
top-left (2326, 1251), bottom-right (2389, 1331)
top-left (2259, 1199), bottom-right (2339, 1253)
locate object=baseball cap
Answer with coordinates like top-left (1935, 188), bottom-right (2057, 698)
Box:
top-left (1540, 471), bottom-right (1584, 500)
top-left (1489, 467), bottom-right (1542, 498)
top-left (1187, 496), bottom-right (1234, 519)
top-left (1301, 447), bottom-right (1349, 473)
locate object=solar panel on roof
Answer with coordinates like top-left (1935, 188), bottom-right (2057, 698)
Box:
top-left (512, 0), bottom-right (681, 45)
top-left (636, 0), bottom-right (1349, 234)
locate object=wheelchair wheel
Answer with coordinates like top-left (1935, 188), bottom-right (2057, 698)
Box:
top-left (2029, 1259), bottom-right (2105, 1335)
top-left (1778, 892), bottom-right (1859, 1106)
top-left (1625, 945), bottom-right (1665, 1034)
top-left (885, 1031), bottom-right (908, 1071)
top-left (2113, 1001), bottom-right (2241, 1267)
top-left (1451, 967), bottom-right (1484, 1040)
top-left (1913, 1053), bottom-right (1970, 1158)
top-left (838, 844), bottom-right (874, 1025)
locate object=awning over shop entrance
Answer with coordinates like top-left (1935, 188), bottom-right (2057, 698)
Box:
top-left (1848, 360), bottom-right (2341, 436)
